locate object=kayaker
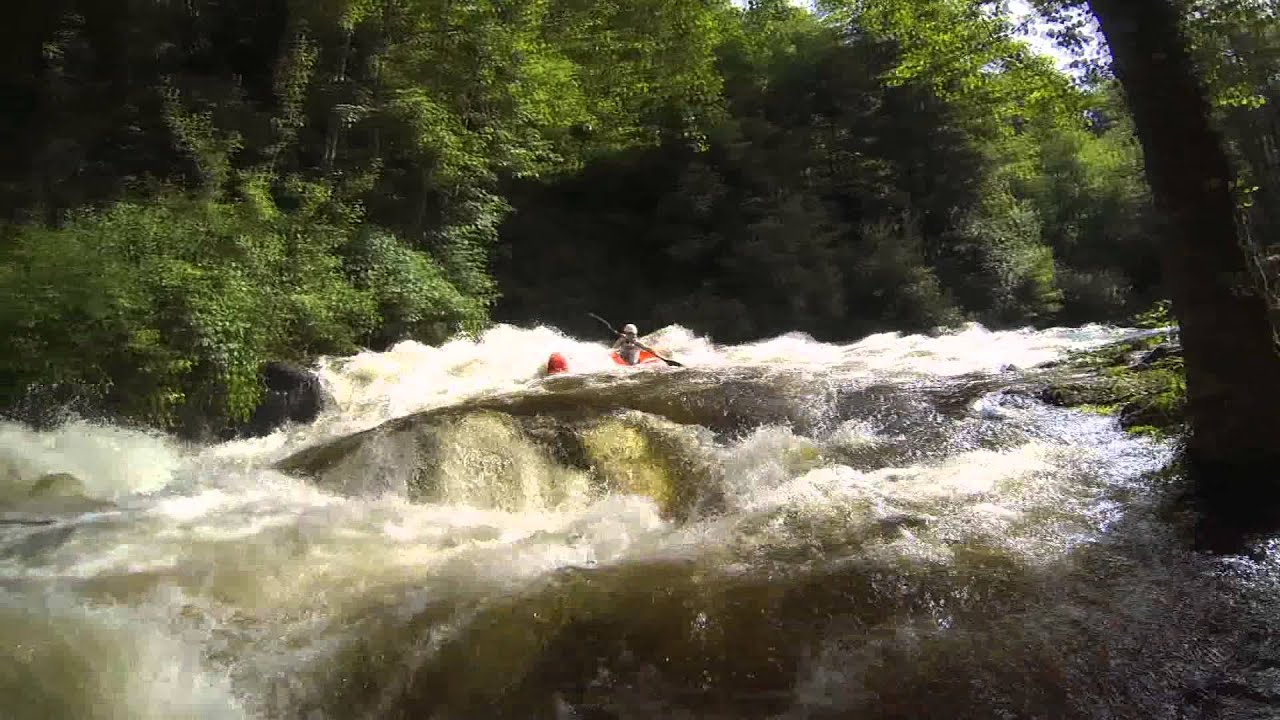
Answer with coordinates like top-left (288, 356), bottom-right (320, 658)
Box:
top-left (612, 323), bottom-right (642, 365)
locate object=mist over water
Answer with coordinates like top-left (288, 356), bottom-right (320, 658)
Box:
top-left (0, 323), bottom-right (1269, 719)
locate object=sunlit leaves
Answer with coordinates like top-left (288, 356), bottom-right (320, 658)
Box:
top-left (0, 0), bottom-right (1178, 430)
top-left (816, 0), bottom-right (1088, 137)
top-left (0, 192), bottom-right (476, 430)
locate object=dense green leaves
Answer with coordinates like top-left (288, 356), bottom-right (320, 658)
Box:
top-left (0, 195), bottom-right (475, 431)
top-left (1029, 0), bottom-right (1280, 287)
top-left (10, 0), bottom-right (1266, 433)
top-left (495, 0), bottom-right (1164, 341)
top-left (0, 0), bottom-right (734, 431)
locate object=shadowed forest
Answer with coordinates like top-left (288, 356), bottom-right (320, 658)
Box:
top-left (1, 0), bottom-right (1277, 434)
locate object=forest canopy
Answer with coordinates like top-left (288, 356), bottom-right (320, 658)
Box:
top-left (0, 0), bottom-right (1274, 433)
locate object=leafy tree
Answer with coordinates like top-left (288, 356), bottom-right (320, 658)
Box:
top-left (0, 0), bottom-right (1211, 437)
top-left (495, 0), bottom-right (1161, 338)
top-left (1082, 0), bottom-right (1280, 522)
top-left (0, 183), bottom-right (492, 434)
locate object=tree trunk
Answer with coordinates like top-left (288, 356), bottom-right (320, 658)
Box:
top-left (1087, 0), bottom-right (1280, 528)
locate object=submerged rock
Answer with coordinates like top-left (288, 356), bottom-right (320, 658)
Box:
top-left (28, 472), bottom-right (85, 498)
top-left (275, 402), bottom-right (719, 519)
top-left (272, 366), bottom-right (1067, 517)
top-left (3, 472), bottom-right (115, 515)
top-left (274, 365), bottom-right (983, 518)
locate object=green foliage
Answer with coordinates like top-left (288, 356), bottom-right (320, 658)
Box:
top-left (1030, 0), bottom-right (1280, 303)
top-left (847, 219), bottom-right (962, 332)
top-left (1178, 0), bottom-right (1280, 310)
top-left (1133, 299), bottom-right (1174, 329)
top-left (497, 0), bottom-right (1160, 339)
top-left (0, 0), bottom-right (1200, 433)
top-left (1048, 310), bottom-right (1187, 437)
top-left (0, 0), bottom-right (739, 431)
top-left (342, 229), bottom-right (488, 347)
top-left (1018, 100), bottom-right (1163, 320)
top-left (945, 182), bottom-right (1064, 324)
top-left (0, 193), bottom-right (477, 432)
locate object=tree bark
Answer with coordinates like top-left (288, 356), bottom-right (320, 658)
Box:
top-left (1087, 0), bottom-right (1280, 515)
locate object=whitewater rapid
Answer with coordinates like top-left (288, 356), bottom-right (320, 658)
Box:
top-left (1, 322), bottom-right (1226, 720)
top-left (209, 321), bottom-right (1134, 464)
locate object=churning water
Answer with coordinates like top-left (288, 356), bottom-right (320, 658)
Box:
top-left (0, 323), bottom-right (1274, 719)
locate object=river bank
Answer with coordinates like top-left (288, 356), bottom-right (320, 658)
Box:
top-left (1029, 326), bottom-right (1185, 438)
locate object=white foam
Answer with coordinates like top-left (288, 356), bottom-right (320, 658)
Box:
top-left (208, 321), bottom-right (1136, 466)
top-left (207, 324), bottom-right (638, 463)
top-left (0, 420), bottom-right (184, 501)
top-left (712, 322), bottom-right (1131, 376)
top-left (0, 321), bottom-right (1167, 718)
top-left (0, 591), bottom-right (247, 720)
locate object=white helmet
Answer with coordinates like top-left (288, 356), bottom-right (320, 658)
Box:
top-left (621, 323), bottom-right (638, 335)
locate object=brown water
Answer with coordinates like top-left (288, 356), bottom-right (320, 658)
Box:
top-left (0, 323), bottom-right (1273, 719)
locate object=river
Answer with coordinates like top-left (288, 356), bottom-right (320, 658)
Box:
top-left (0, 322), bottom-right (1274, 719)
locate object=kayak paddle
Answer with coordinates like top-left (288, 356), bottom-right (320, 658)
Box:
top-left (587, 313), bottom-right (685, 368)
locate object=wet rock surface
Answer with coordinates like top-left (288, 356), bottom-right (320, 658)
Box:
top-left (232, 361), bottom-right (329, 439)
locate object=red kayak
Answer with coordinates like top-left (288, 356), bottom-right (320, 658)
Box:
top-left (613, 349), bottom-right (663, 366)
top-left (546, 352), bottom-right (571, 375)
top-left (545, 350), bottom-right (665, 376)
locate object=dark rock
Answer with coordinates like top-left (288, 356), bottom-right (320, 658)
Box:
top-left (235, 362), bottom-right (329, 439)
top-left (1129, 341), bottom-right (1182, 369)
top-left (1118, 399), bottom-right (1184, 431)
top-left (1032, 373), bottom-right (1116, 408)
top-left (0, 382), bottom-right (111, 431)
